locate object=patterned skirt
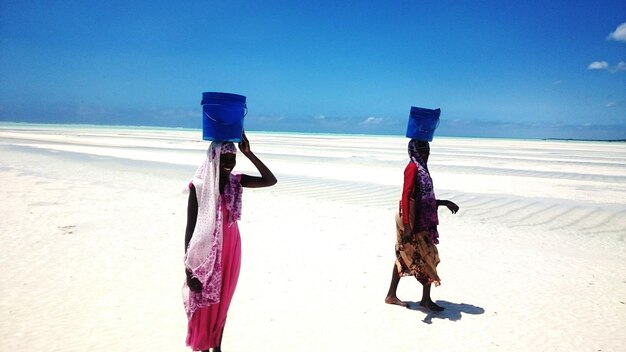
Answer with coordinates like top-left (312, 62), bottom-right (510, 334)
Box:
top-left (394, 212), bottom-right (441, 286)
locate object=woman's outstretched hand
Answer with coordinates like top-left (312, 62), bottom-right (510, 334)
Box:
top-left (443, 200), bottom-right (459, 214)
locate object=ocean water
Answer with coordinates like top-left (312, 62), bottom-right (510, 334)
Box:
top-left (1, 122), bottom-right (625, 242)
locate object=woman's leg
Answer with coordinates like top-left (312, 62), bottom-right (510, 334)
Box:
top-left (419, 283), bottom-right (444, 311)
top-left (213, 325), bottom-right (225, 352)
top-left (385, 264), bottom-right (407, 307)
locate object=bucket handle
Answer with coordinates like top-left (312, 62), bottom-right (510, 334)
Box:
top-left (203, 104), bottom-right (248, 125)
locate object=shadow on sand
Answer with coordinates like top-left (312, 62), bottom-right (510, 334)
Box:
top-left (404, 300), bottom-right (485, 324)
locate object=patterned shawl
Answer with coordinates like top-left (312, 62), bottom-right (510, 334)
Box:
top-left (183, 142), bottom-right (242, 319)
top-left (408, 139), bottom-right (440, 244)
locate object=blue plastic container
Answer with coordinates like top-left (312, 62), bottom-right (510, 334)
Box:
top-left (201, 92), bottom-right (246, 142)
top-left (405, 106), bottom-right (440, 141)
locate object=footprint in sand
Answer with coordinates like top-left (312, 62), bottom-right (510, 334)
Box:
top-left (58, 225), bottom-right (76, 235)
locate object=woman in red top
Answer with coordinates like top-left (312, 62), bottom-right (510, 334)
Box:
top-left (385, 139), bottom-right (459, 311)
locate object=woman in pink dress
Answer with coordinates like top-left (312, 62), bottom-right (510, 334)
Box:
top-left (184, 132), bottom-right (276, 352)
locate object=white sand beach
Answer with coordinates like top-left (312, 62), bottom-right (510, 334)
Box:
top-left (1, 124), bottom-right (625, 351)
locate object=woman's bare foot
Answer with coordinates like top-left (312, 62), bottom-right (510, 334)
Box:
top-left (420, 300), bottom-right (444, 312)
top-left (385, 296), bottom-right (408, 307)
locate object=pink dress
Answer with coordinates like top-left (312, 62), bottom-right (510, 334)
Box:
top-left (186, 197), bottom-right (242, 350)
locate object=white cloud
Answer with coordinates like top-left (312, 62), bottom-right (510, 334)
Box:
top-left (255, 115), bottom-right (284, 122)
top-left (588, 61), bottom-right (626, 73)
top-left (607, 22), bottom-right (626, 42)
top-left (587, 61), bottom-right (609, 70)
top-left (613, 61), bottom-right (626, 72)
top-left (552, 80), bottom-right (563, 85)
top-left (361, 116), bottom-right (383, 125)
top-left (606, 102), bottom-right (617, 108)
top-left (313, 115), bottom-right (326, 121)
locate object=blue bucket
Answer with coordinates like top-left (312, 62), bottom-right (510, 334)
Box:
top-left (405, 106), bottom-right (440, 141)
top-left (201, 92), bottom-right (246, 142)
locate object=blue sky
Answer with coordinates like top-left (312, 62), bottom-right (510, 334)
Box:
top-left (1, 1), bottom-right (625, 139)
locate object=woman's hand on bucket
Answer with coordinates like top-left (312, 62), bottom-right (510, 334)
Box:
top-left (238, 131), bottom-right (278, 188)
top-left (238, 131), bottom-right (251, 155)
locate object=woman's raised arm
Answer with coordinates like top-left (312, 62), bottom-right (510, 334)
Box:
top-left (238, 132), bottom-right (277, 188)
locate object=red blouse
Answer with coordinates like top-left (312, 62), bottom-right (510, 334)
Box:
top-left (401, 162), bottom-right (417, 225)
